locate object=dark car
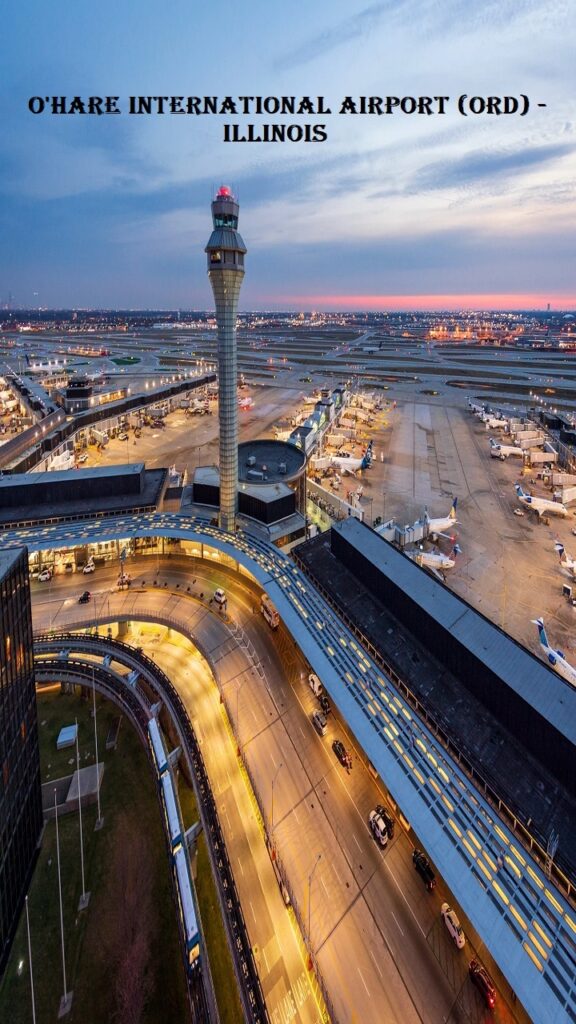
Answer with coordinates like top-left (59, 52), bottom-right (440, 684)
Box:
top-left (469, 960), bottom-right (496, 1010)
top-left (319, 694), bottom-right (331, 716)
top-left (412, 849), bottom-right (436, 890)
top-left (375, 804), bottom-right (395, 839)
top-left (332, 739), bottom-right (352, 770)
top-left (78, 591), bottom-right (91, 604)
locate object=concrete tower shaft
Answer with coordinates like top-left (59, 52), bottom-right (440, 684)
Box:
top-left (205, 186), bottom-right (247, 533)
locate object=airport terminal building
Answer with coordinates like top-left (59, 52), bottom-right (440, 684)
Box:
top-left (0, 548), bottom-right (42, 974)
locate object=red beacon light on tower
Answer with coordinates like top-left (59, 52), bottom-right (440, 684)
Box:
top-left (217, 185), bottom-right (233, 198)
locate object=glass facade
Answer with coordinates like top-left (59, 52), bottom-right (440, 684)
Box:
top-left (0, 547), bottom-right (42, 975)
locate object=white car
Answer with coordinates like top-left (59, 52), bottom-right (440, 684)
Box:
top-left (368, 810), bottom-right (388, 847)
top-left (38, 569), bottom-right (52, 582)
top-left (118, 433), bottom-right (129, 441)
top-left (82, 562), bottom-right (95, 574)
top-left (214, 588), bottom-right (227, 606)
top-left (441, 902), bottom-right (466, 948)
top-left (513, 508), bottom-right (525, 517)
top-left (308, 673), bottom-right (323, 697)
top-left (77, 453), bottom-right (88, 464)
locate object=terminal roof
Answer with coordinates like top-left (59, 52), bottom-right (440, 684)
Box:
top-left (333, 516), bottom-right (576, 748)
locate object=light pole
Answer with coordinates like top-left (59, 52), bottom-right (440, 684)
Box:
top-left (235, 679), bottom-right (245, 756)
top-left (307, 852), bottom-right (322, 966)
top-left (92, 666), bottom-right (104, 830)
top-left (270, 761), bottom-right (284, 851)
top-left (75, 719), bottom-right (90, 910)
top-left (25, 896), bottom-right (37, 1024)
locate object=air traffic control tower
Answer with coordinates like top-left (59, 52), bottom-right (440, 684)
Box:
top-left (205, 186), bottom-right (247, 533)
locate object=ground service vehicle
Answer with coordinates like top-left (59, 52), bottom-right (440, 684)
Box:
top-left (261, 593), bottom-right (280, 628)
top-left (78, 591), bottom-right (91, 604)
top-left (213, 588), bottom-right (227, 606)
top-left (441, 903), bottom-right (466, 948)
top-left (469, 960), bottom-right (496, 1010)
top-left (412, 849), bottom-right (435, 889)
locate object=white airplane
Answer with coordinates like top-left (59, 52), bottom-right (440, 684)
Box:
top-left (330, 440), bottom-right (373, 474)
top-left (555, 542), bottom-right (576, 577)
top-left (515, 483), bottom-right (568, 518)
top-left (238, 396), bottom-right (254, 409)
top-left (467, 399), bottom-right (484, 416)
top-left (424, 498), bottom-right (458, 538)
top-left (489, 439), bottom-right (524, 460)
top-left (406, 544), bottom-right (461, 579)
top-left (532, 617), bottom-right (576, 686)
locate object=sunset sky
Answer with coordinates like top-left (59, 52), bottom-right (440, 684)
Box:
top-left (2, 0), bottom-right (575, 311)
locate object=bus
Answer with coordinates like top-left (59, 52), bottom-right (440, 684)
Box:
top-left (260, 594), bottom-right (280, 630)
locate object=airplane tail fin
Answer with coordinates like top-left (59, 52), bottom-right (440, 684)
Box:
top-left (555, 541), bottom-right (565, 560)
top-left (449, 498), bottom-right (458, 520)
top-left (452, 544), bottom-right (462, 558)
top-left (515, 483), bottom-right (524, 498)
top-left (531, 617), bottom-right (549, 649)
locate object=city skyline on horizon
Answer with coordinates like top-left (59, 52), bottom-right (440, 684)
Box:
top-left (2, 1), bottom-right (575, 310)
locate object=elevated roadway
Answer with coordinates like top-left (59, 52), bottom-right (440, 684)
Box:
top-left (3, 512), bottom-right (576, 1021)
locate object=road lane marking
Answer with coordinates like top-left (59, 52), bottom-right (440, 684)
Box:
top-left (391, 911), bottom-right (405, 936)
top-left (357, 966), bottom-right (371, 997)
top-left (369, 947), bottom-right (383, 978)
top-left (250, 900), bottom-right (257, 924)
top-left (353, 833), bottom-right (362, 852)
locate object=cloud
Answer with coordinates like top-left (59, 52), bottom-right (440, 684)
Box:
top-left (276, 1), bottom-right (407, 69)
top-left (411, 142), bottom-right (575, 192)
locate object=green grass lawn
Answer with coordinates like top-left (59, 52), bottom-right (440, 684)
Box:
top-left (0, 690), bottom-right (188, 1024)
top-left (110, 356), bottom-right (140, 365)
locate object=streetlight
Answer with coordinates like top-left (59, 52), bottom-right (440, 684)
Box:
top-left (270, 761), bottom-right (284, 847)
top-left (308, 852), bottom-right (322, 964)
top-left (235, 679), bottom-right (245, 756)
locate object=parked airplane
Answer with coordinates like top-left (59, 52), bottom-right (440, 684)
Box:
top-left (330, 440), bottom-right (373, 474)
top-left (238, 396), bottom-right (254, 409)
top-left (406, 544), bottom-right (461, 579)
top-left (532, 617), bottom-right (576, 686)
top-left (483, 416), bottom-right (508, 431)
top-left (489, 439), bottom-right (524, 460)
top-left (555, 542), bottom-right (576, 577)
top-left (515, 483), bottom-right (568, 518)
top-left (424, 498), bottom-right (458, 538)
top-left (468, 400), bottom-right (484, 416)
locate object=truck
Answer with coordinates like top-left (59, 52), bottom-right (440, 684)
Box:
top-left (92, 428), bottom-right (109, 446)
top-left (260, 594), bottom-right (280, 629)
